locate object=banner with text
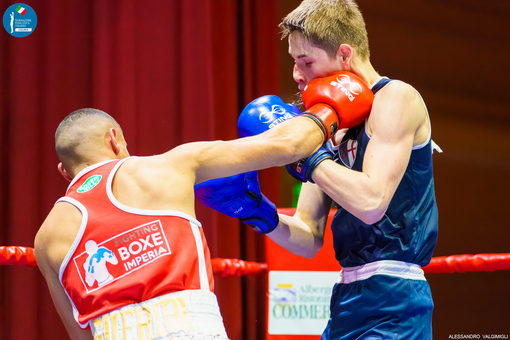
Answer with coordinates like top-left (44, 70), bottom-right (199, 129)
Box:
top-left (268, 270), bottom-right (338, 335)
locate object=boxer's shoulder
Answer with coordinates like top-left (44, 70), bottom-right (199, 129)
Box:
top-left (372, 79), bottom-right (415, 103)
top-left (39, 200), bottom-right (82, 237)
top-left (35, 201), bottom-right (82, 272)
top-left (367, 80), bottom-right (428, 139)
top-left (111, 155), bottom-right (196, 213)
top-left (121, 150), bottom-right (196, 180)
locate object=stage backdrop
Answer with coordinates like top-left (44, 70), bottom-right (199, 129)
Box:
top-left (0, 1), bottom-right (279, 339)
top-left (2, 1), bottom-right (510, 340)
top-left (277, 0), bottom-right (510, 338)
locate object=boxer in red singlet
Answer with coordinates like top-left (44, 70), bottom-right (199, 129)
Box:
top-left (34, 108), bottom-right (326, 339)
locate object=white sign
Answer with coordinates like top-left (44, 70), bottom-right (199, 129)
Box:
top-left (268, 270), bottom-right (338, 335)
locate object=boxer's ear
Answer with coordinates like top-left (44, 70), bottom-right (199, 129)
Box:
top-left (337, 44), bottom-right (353, 70)
top-left (57, 163), bottom-right (73, 182)
top-left (108, 128), bottom-right (121, 156)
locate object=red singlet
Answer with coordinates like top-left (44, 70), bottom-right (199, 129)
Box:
top-left (59, 159), bottom-right (213, 329)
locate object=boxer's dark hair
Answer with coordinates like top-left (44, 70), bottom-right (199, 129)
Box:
top-left (280, 0), bottom-right (370, 61)
top-left (55, 108), bottom-right (123, 170)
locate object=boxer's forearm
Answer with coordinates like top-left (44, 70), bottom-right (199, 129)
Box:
top-left (167, 115), bottom-right (324, 184)
top-left (267, 182), bottom-right (331, 258)
top-left (260, 116), bottom-right (325, 161)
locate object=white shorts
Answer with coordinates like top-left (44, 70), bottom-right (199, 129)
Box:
top-left (90, 290), bottom-right (229, 340)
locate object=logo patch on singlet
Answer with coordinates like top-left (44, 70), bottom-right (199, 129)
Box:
top-left (337, 139), bottom-right (358, 169)
top-left (77, 175), bottom-right (102, 193)
top-left (72, 220), bottom-right (172, 293)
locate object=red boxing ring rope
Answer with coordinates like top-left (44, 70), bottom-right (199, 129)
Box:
top-left (423, 253), bottom-right (510, 273)
top-left (1, 246), bottom-right (510, 274)
top-left (211, 258), bottom-right (268, 277)
top-left (0, 246), bottom-right (37, 267)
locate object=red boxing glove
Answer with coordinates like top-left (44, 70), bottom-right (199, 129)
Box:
top-left (302, 71), bottom-right (374, 142)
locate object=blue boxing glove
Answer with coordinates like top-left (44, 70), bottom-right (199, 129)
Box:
top-left (286, 141), bottom-right (335, 183)
top-left (238, 95), bottom-right (301, 137)
top-left (195, 171), bottom-right (278, 234)
top-left (196, 95), bottom-right (297, 233)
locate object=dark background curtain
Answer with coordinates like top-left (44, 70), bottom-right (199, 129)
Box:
top-left (1, 1), bottom-right (509, 339)
top-left (0, 1), bottom-right (280, 339)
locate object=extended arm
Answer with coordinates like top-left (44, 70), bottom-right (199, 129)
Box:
top-left (190, 71), bottom-right (374, 184)
top-left (194, 96), bottom-right (320, 234)
top-left (312, 82), bottom-right (428, 224)
top-left (173, 116), bottom-right (324, 185)
top-left (194, 94), bottom-right (336, 239)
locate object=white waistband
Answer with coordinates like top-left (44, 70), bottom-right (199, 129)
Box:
top-left (337, 260), bottom-right (426, 284)
top-left (90, 290), bottom-right (229, 340)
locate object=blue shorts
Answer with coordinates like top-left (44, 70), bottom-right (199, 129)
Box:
top-left (321, 275), bottom-right (433, 340)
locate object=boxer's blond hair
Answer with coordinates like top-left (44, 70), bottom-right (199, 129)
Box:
top-left (280, 0), bottom-right (370, 61)
top-left (55, 108), bottom-right (124, 171)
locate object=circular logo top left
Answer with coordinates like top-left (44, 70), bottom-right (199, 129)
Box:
top-left (3, 3), bottom-right (37, 38)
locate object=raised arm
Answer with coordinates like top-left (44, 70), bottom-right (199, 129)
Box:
top-left (312, 81), bottom-right (429, 224)
top-left (181, 71), bottom-right (374, 185)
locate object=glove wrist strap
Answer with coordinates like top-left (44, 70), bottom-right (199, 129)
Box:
top-left (302, 103), bottom-right (339, 142)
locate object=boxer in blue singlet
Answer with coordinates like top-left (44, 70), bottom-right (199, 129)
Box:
top-left (195, 1), bottom-right (441, 338)
top-left (271, 1), bottom-right (441, 337)
top-left (321, 77), bottom-right (439, 339)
